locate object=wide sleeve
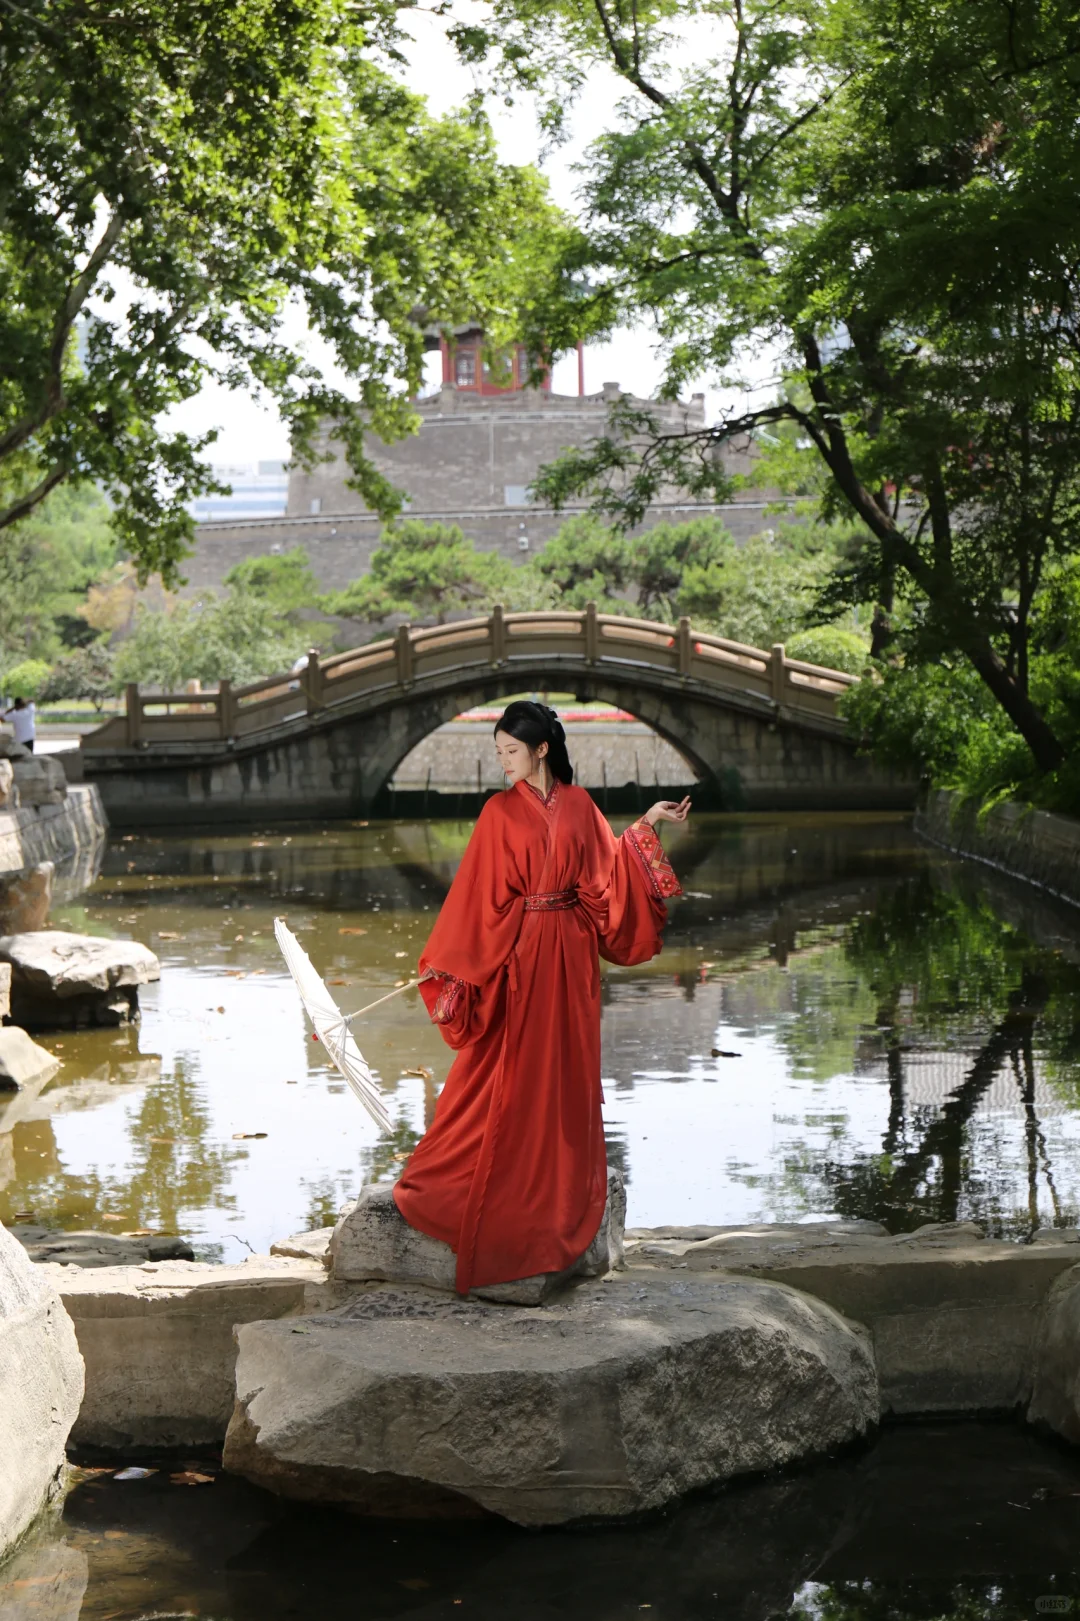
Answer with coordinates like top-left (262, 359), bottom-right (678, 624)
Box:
top-left (579, 803), bottom-right (682, 968)
top-left (417, 798), bottom-right (526, 1045)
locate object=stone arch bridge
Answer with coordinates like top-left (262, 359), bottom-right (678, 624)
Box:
top-left (81, 606), bottom-right (911, 826)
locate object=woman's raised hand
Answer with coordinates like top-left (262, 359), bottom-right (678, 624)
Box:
top-left (643, 796), bottom-right (691, 828)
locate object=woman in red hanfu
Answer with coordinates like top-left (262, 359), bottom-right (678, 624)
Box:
top-left (393, 700), bottom-right (689, 1294)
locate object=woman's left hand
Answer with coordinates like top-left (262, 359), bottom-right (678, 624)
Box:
top-left (644, 796), bottom-right (691, 828)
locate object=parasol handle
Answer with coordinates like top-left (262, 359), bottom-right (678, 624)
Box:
top-left (341, 979), bottom-right (419, 1027)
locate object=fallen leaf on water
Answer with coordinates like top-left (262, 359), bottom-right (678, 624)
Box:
top-left (216, 1006), bottom-right (226, 1014)
top-left (11, 1211), bottom-right (34, 1221)
top-left (711, 1049), bottom-right (742, 1059)
top-left (234, 933), bottom-right (244, 942)
top-left (252, 840), bottom-right (267, 847)
top-left (113, 1467), bottom-right (156, 1481)
top-left (122, 1230), bottom-right (153, 1238)
top-left (224, 970), bottom-right (246, 978)
top-left (150, 1137), bottom-right (174, 1145)
top-left (328, 978), bottom-right (351, 986)
top-left (339, 927), bottom-right (367, 936)
top-left (351, 820), bottom-right (369, 827)
top-left (157, 930), bottom-right (183, 941)
top-left (170, 1471), bottom-right (214, 1486)
top-left (395, 951), bottom-right (407, 958)
top-left (393, 1152), bottom-right (410, 1162)
top-left (101, 1213), bottom-right (125, 1222)
top-left (394, 980), bottom-right (407, 988)
top-left (104, 1530), bottom-right (128, 1539)
top-left (232, 1131), bottom-right (268, 1140)
top-left (402, 1066), bottom-right (434, 1080)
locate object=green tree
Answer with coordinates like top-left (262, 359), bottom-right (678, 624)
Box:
top-left (534, 515), bottom-right (632, 610)
top-left (38, 647), bottom-right (118, 712)
top-left (630, 517), bottom-right (733, 622)
top-left (0, 483), bottom-right (120, 663)
top-left (325, 521), bottom-right (552, 625)
top-left (222, 550), bottom-right (322, 619)
top-left (468, 0), bottom-right (1080, 773)
top-left (113, 593), bottom-right (305, 691)
top-left (0, 0), bottom-right (560, 582)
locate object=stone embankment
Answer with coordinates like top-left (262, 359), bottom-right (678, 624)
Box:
top-left (14, 1196), bottom-right (1080, 1528)
top-left (0, 731), bottom-right (105, 883)
top-left (917, 789), bottom-right (1080, 908)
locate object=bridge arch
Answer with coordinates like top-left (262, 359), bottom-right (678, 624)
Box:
top-left (83, 608), bottom-right (913, 825)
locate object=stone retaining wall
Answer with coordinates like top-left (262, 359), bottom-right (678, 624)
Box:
top-left (916, 789), bottom-right (1080, 908)
top-left (0, 785), bottom-right (107, 882)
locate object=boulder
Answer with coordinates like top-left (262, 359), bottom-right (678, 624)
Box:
top-left (0, 860), bottom-right (53, 933)
top-left (329, 1169), bottom-right (626, 1305)
top-left (11, 754), bottom-right (66, 808)
top-left (0, 1222), bottom-right (84, 1560)
top-left (0, 961), bottom-right (9, 1019)
top-left (0, 758), bottom-right (17, 810)
top-left (0, 1027), bottom-right (60, 1091)
top-left (223, 1272), bottom-right (878, 1525)
top-left (1028, 1262), bottom-right (1080, 1441)
top-left (271, 1227), bottom-right (334, 1264)
top-left (0, 734), bottom-right (30, 761)
top-left (0, 930), bottom-right (160, 1030)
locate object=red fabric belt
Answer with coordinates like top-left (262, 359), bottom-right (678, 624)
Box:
top-left (523, 889), bottom-right (579, 912)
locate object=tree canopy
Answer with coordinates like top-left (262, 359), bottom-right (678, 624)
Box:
top-left (0, 0), bottom-right (558, 582)
top-left (462, 0), bottom-right (1080, 776)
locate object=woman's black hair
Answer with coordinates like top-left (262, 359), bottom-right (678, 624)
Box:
top-left (494, 700), bottom-right (574, 784)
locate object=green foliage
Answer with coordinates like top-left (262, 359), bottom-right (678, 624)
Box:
top-left (534, 516), bottom-right (632, 611)
top-left (0, 0), bottom-right (562, 582)
top-left (785, 627), bottom-right (870, 675)
top-left (325, 521), bottom-right (555, 625)
top-left (841, 564), bottom-right (1080, 811)
top-left (38, 647), bottom-right (118, 712)
top-left (678, 533), bottom-right (836, 649)
top-left (631, 518), bottom-right (733, 622)
top-left (0, 484), bottom-right (120, 663)
top-left (113, 595), bottom-right (306, 692)
top-left (222, 549), bottom-right (322, 619)
top-left (1, 659), bottom-right (51, 700)
top-left (471, 0), bottom-right (1080, 773)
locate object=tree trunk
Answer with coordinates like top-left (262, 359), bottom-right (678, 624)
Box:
top-left (965, 640), bottom-right (1065, 773)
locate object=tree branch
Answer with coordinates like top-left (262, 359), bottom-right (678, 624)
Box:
top-left (0, 458), bottom-right (72, 533)
top-left (0, 209), bottom-right (124, 463)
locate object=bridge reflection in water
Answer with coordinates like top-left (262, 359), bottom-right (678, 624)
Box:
top-left (80, 605), bottom-right (912, 826)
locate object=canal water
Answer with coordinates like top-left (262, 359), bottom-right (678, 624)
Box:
top-left (6, 809), bottom-right (1080, 1617)
top-left (3, 811), bottom-right (1080, 1250)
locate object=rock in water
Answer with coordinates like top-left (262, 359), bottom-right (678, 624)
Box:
top-left (0, 930), bottom-right (160, 1030)
top-left (0, 1221), bottom-right (84, 1559)
top-left (0, 861), bottom-right (54, 933)
top-left (0, 1027), bottom-right (60, 1091)
top-left (223, 1273), bottom-right (878, 1525)
top-left (329, 1169), bottom-right (626, 1305)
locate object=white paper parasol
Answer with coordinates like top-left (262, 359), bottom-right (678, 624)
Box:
top-left (274, 917), bottom-right (393, 1132)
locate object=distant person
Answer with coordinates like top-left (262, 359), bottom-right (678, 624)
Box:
top-left (2, 696), bottom-right (35, 752)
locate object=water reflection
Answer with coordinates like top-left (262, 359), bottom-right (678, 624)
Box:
top-left (7, 1421), bottom-right (1080, 1618)
top-left (4, 812), bottom-right (1080, 1251)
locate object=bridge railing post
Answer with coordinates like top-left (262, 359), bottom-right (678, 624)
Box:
top-left (396, 623), bottom-right (414, 685)
top-left (218, 678), bottom-right (235, 737)
top-left (304, 649), bottom-right (324, 713)
top-left (125, 683), bottom-right (142, 746)
top-left (490, 603), bottom-right (506, 666)
top-left (585, 601), bottom-right (598, 665)
top-left (770, 643), bottom-right (786, 705)
top-left (676, 617), bottom-right (692, 677)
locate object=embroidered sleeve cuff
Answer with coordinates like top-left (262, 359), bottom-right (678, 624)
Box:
top-left (625, 817), bottom-right (683, 900)
top-left (420, 968), bottom-right (468, 1024)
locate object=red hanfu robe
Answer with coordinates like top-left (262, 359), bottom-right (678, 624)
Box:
top-left (393, 778), bottom-right (682, 1293)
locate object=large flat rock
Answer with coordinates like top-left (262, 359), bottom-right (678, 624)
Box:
top-left (1028, 1261), bottom-right (1080, 1442)
top-left (0, 1026), bottom-right (60, 1091)
top-left (625, 1220), bottom-right (1080, 1413)
top-left (0, 1222), bottom-right (83, 1560)
top-left (0, 928), bottom-right (159, 1029)
top-left (223, 1272), bottom-right (878, 1525)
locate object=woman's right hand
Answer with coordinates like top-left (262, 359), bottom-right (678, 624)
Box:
top-left (644, 796), bottom-right (691, 828)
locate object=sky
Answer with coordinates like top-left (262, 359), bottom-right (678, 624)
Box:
top-left (163, 7), bottom-right (775, 469)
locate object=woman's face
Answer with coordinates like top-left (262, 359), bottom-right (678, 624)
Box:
top-left (494, 729), bottom-right (546, 784)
